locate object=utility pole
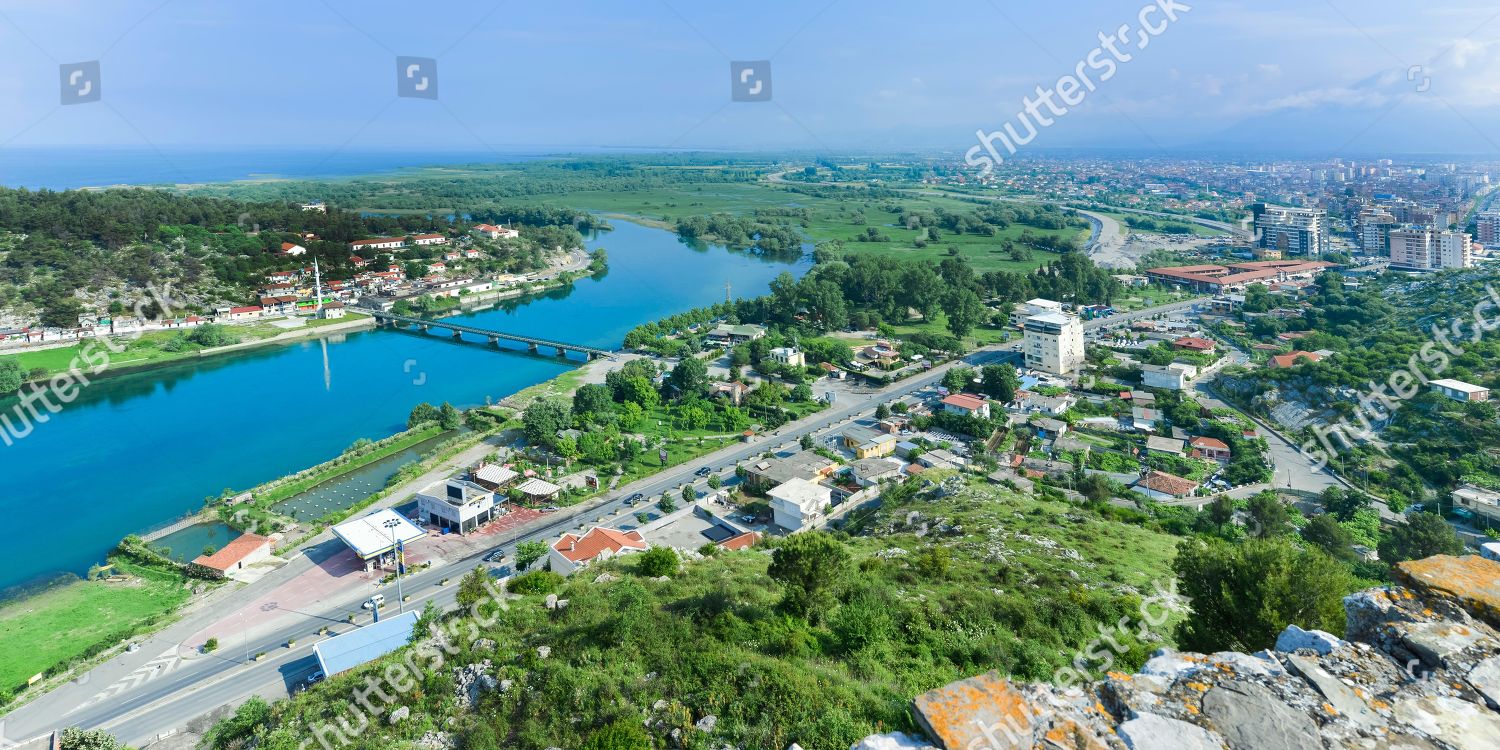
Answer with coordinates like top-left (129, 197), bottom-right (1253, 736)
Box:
top-left (383, 518), bottom-right (405, 613)
top-left (725, 279), bottom-right (732, 304)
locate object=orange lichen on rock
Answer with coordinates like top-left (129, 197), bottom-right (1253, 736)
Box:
top-left (1393, 555), bottom-right (1500, 627)
top-left (912, 671), bottom-right (1034, 749)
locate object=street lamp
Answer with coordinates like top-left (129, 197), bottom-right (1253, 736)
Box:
top-left (383, 518), bottom-right (405, 613)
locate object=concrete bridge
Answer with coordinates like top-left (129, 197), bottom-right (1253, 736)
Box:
top-left (369, 311), bottom-right (615, 360)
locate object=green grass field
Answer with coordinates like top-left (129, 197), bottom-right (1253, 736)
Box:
top-left (1, 313), bottom-right (367, 381)
top-left (1091, 210), bottom-right (1227, 238)
top-left (0, 559), bottom-right (193, 693)
top-left (488, 182), bottom-right (1089, 273)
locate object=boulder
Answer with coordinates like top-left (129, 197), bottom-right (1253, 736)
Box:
top-left (849, 733), bottom-right (937, 750)
top-left (1117, 713), bottom-right (1224, 750)
top-left (1273, 624), bottom-right (1343, 655)
top-left (388, 705), bottom-right (410, 724)
top-left (694, 714), bottom-right (717, 733)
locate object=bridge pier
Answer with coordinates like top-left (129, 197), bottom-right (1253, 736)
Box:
top-left (452, 329), bottom-right (463, 339)
top-left (488, 335), bottom-right (500, 345)
top-left (528, 342), bottom-right (539, 353)
top-left (556, 347), bottom-right (569, 358)
top-left (419, 324), bottom-right (430, 332)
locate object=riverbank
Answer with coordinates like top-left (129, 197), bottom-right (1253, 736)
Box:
top-left (0, 314), bottom-right (376, 387)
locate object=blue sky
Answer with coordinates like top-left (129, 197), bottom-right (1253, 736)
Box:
top-left (2, 0), bottom-right (1500, 155)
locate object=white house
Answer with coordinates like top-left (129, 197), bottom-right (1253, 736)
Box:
top-left (416, 479), bottom-right (499, 534)
top-left (770, 347), bottom-right (806, 367)
top-left (940, 393), bottom-right (991, 419)
top-left (411, 233), bottom-right (448, 246)
top-left (279, 242), bottom-right (307, 257)
top-left (549, 526), bottom-right (648, 575)
top-left (349, 237), bottom-right (406, 252)
top-left (473, 223), bottom-right (520, 240)
top-left (768, 477), bottom-right (833, 531)
top-left (1141, 362), bottom-right (1198, 390)
top-left (1430, 378), bottom-right (1489, 403)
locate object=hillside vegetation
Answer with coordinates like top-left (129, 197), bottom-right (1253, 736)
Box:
top-left (206, 474), bottom-right (1181, 750)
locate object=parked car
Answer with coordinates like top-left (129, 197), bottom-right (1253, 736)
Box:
top-left (482, 549), bottom-right (507, 563)
top-left (625, 493), bottom-right (644, 505)
top-left (306, 670), bottom-right (325, 685)
top-left (695, 466), bottom-right (712, 477)
top-left (362, 593), bottom-right (385, 610)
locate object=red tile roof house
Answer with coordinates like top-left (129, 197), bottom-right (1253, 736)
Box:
top-left (1268, 350), bottom-right (1323, 369)
top-left (549, 526), bottom-right (648, 575)
top-left (1173, 336), bottom-right (1217, 354)
top-left (941, 393), bottom-right (991, 419)
top-left (191, 532), bottom-right (273, 579)
top-left (1188, 436), bottom-right (1232, 463)
top-left (1132, 470), bottom-right (1200, 501)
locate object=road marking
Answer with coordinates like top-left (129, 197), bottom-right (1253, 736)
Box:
top-left (70, 648), bottom-right (181, 714)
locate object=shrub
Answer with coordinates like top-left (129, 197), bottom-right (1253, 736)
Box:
top-left (508, 570), bottom-right (563, 595)
top-left (203, 637), bottom-right (219, 653)
top-left (636, 547), bottom-right (679, 578)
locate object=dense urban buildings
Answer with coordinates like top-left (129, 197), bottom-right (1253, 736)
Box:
top-left (1388, 227), bottom-right (1474, 271)
top-left (1252, 204), bottom-right (1329, 256)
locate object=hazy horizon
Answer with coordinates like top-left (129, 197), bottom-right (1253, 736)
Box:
top-left (3, 0), bottom-right (1500, 158)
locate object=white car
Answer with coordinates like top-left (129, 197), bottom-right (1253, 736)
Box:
top-left (362, 593), bottom-right (386, 609)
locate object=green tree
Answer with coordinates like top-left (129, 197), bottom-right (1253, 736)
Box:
top-left (573, 383), bottom-right (614, 420)
top-left (943, 287), bottom-right (986, 339)
top-left (522, 399), bottom-right (570, 448)
top-left (1302, 514), bottom-right (1355, 563)
top-left (637, 546), bottom-right (679, 577)
top-left (800, 434), bottom-right (814, 450)
top-left (875, 403), bottom-right (891, 420)
top-left (0, 359), bottom-right (23, 392)
top-left (515, 540), bottom-right (548, 571)
top-left (1246, 492), bottom-right (1292, 539)
top-left (707, 474), bottom-right (721, 490)
top-left (768, 531), bottom-right (850, 623)
top-left (437, 402), bottom-right (462, 430)
top-left (979, 363), bottom-right (1021, 403)
top-left (1378, 512), bottom-right (1464, 563)
top-left (682, 485), bottom-right (696, 504)
top-left (1321, 487), bottom-right (1369, 522)
top-left (1173, 537), bottom-right (1356, 652)
top-left (407, 402), bottom-right (439, 429)
top-left (61, 727), bottom-right (123, 750)
top-left (942, 366), bottom-right (973, 392)
top-left (667, 356), bottom-right (709, 398)
top-left (456, 566), bottom-right (491, 608)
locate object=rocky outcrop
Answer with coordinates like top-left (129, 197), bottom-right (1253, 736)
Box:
top-left (864, 554), bottom-right (1500, 750)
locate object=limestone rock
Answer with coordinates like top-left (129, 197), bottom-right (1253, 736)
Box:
top-left (1117, 713), bottom-right (1224, 750)
top-left (1200, 679), bottom-right (1320, 750)
top-left (1273, 624), bottom-right (1344, 655)
top-left (388, 705), bottom-right (410, 724)
top-left (849, 733), bottom-right (937, 750)
top-left (695, 714), bottom-right (717, 733)
top-left (857, 555), bottom-right (1500, 750)
top-left (473, 638), bottom-right (497, 651)
top-left (536, 645), bottom-right (551, 659)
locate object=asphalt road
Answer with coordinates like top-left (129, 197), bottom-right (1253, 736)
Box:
top-left (25, 345), bottom-right (1026, 747)
top-left (13, 300), bottom-right (1196, 747)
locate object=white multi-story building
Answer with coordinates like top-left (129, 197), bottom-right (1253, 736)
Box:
top-left (768, 477), bottom-right (833, 532)
top-left (1388, 227), bottom-right (1473, 271)
top-left (1253, 204), bottom-right (1329, 256)
top-left (1023, 311), bottom-right (1084, 376)
top-left (1356, 208), bottom-right (1397, 255)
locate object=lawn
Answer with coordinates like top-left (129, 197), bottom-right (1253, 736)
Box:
top-left (2, 313), bottom-right (369, 381)
top-left (884, 312), bottom-right (1014, 346)
top-left (0, 559), bottom-right (194, 695)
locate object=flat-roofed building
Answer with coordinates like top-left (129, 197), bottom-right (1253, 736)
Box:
top-left (1252, 204), bottom-right (1329, 256)
top-left (768, 477), bottom-right (833, 531)
top-left (1430, 378), bottom-right (1490, 402)
top-left (1023, 311), bottom-right (1084, 376)
top-left (417, 479), bottom-right (499, 534)
top-left (331, 509), bottom-right (426, 571)
top-left (1451, 484), bottom-right (1500, 523)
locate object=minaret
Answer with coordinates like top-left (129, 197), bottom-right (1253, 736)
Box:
top-left (725, 279), bottom-right (732, 304)
top-left (313, 258), bottom-right (324, 314)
